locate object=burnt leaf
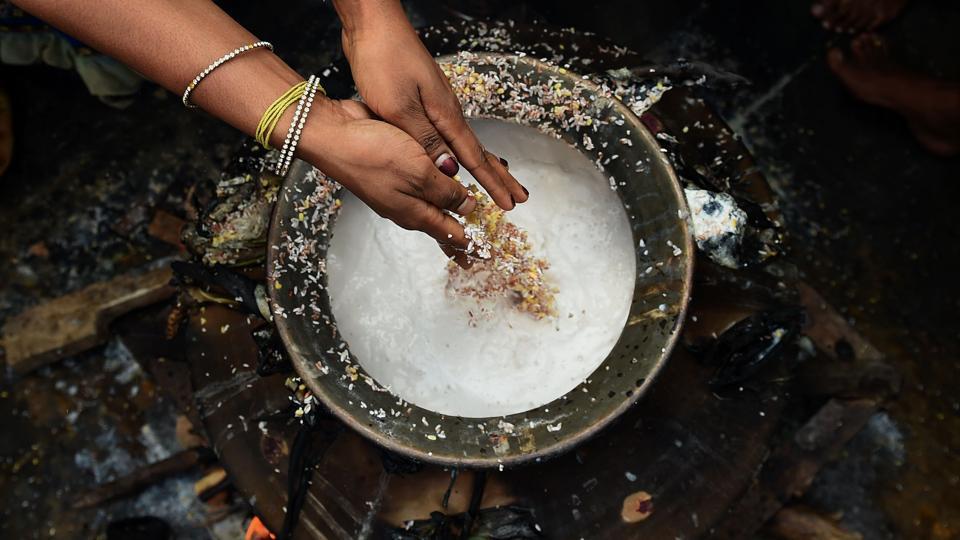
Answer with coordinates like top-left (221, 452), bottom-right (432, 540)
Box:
top-left (252, 326), bottom-right (292, 376)
top-left (390, 505), bottom-right (541, 540)
top-left (171, 261), bottom-right (263, 317)
top-left (707, 307), bottom-right (804, 388)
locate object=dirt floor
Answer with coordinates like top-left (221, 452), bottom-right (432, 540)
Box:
top-left (1, 0), bottom-right (958, 538)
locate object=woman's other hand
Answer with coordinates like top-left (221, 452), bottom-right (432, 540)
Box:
top-left (300, 98), bottom-right (478, 263)
top-left (333, 0), bottom-right (528, 210)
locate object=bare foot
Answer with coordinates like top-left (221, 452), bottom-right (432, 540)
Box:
top-left (811, 0), bottom-right (909, 34)
top-left (827, 34), bottom-right (960, 156)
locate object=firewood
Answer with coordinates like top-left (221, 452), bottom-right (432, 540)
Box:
top-left (73, 447), bottom-right (214, 509)
top-left (766, 505), bottom-right (862, 540)
top-left (0, 266), bottom-right (174, 373)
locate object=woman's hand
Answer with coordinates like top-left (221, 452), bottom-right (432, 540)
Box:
top-left (12, 0), bottom-right (510, 262)
top-left (333, 0), bottom-right (528, 211)
top-left (300, 97), bottom-right (478, 262)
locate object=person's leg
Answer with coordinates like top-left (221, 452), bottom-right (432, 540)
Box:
top-left (812, 0), bottom-right (910, 33)
top-left (828, 34), bottom-right (960, 156)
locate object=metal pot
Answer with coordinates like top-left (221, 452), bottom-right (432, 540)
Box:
top-left (267, 53), bottom-right (693, 467)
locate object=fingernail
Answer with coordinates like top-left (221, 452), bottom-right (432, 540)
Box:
top-left (435, 152), bottom-right (459, 176)
top-left (521, 185), bottom-right (529, 196)
top-left (499, 156), bottom-right (509, 168)
top-left (811, 4), bottom-right (823, 16)
top-left (456, 195), bottom-right (476, 215)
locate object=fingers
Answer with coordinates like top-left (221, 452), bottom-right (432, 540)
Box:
top-left (419, 165), bottom-right (477, 215)
top-left (401, 197), bottom-right (473, 268)
top-left (434, 113), bottom-right (528, 210)
top-left (421, 80), bottom-right (528, 211)
top-left (389, 96), bottom-right (461, 177)
top-left (459, 137), bottom-right (513, 209)
top-left (379, 71), bottom-right (529, 211)
top-left (416, 203), bottom-right (467, 248)
top-left (433, 152), bottom-right (459, 178)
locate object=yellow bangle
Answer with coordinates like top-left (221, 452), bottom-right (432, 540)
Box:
top-left (255, 81), bottom-right (308, 149)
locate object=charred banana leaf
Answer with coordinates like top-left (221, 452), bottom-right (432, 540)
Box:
top-left (182, 141), bottom-right (281, 267)
top-left (171, 261), bottom-right (269, 319)
top-left (705, 307), bottom-right (804, 389)
top-left (390, 505), bottom-right (542, 540)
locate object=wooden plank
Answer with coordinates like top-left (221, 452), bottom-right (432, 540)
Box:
top-left (709, 398), bottom-right (878, 539)
top-left (797, 281), bottom-right (883, 362)
top-left (147, 210), bottom-right (187, 249)
top-left (0, 266), bottom-right (175, 373)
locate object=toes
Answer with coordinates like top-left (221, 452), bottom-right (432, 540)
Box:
top-left (855, 7), bottom-right (878, 31)
top-left (867, 2), bottom-right (907, 30)
top-left (817, 0), bottom-right (841, 29)
top-left (845, 33), bottom-right (889, 68)
top-left (826, 48), bottom-right (846, 73)
top-left (910, 124), bottom-right (960, 157)
top-left (844, 6), bottom-right (874, 33)
top-left (851, 33), bottom-right (882, 58)
top-left (835, 1), bottom-right (876, 34)
top-left (868, 33), bottom-right (887, 51)
top-left (820, 0), bottom-right (885, 33)
top-left (858, 33), bottom-right (886, 60)
top-left (850, 34), bottom-right (868, 58)
top-left (824, 0), bottom-right (854, 32)
top-left (831, 2), bottom-right (856, 32)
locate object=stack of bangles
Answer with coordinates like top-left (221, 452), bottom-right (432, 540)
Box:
top-left (181, 40), bottom-right (326, 176)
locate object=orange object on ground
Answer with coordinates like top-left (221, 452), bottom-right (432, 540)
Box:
top-left (245, 516), bottom-right (275, 540)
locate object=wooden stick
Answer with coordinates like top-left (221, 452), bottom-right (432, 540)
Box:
top-left (72, 447), bottom-right (214, 509)
top-left (1, 266), bottom-right (174, 374)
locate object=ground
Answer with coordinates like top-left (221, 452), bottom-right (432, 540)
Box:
top-left (1, 0), bottom-right (958, 538)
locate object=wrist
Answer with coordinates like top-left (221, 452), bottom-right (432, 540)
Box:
top-left (333, 0), bottom-right (406, 39)
top-left (293, 96), bottom-right (345, 175)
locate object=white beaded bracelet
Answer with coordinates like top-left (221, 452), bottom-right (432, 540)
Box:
top-left (276, 75), bottom-right (321, 176)
top-left (182, 41), bottom-right (273, 108)
top-left (275, 75), bottom-right (313, 175)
